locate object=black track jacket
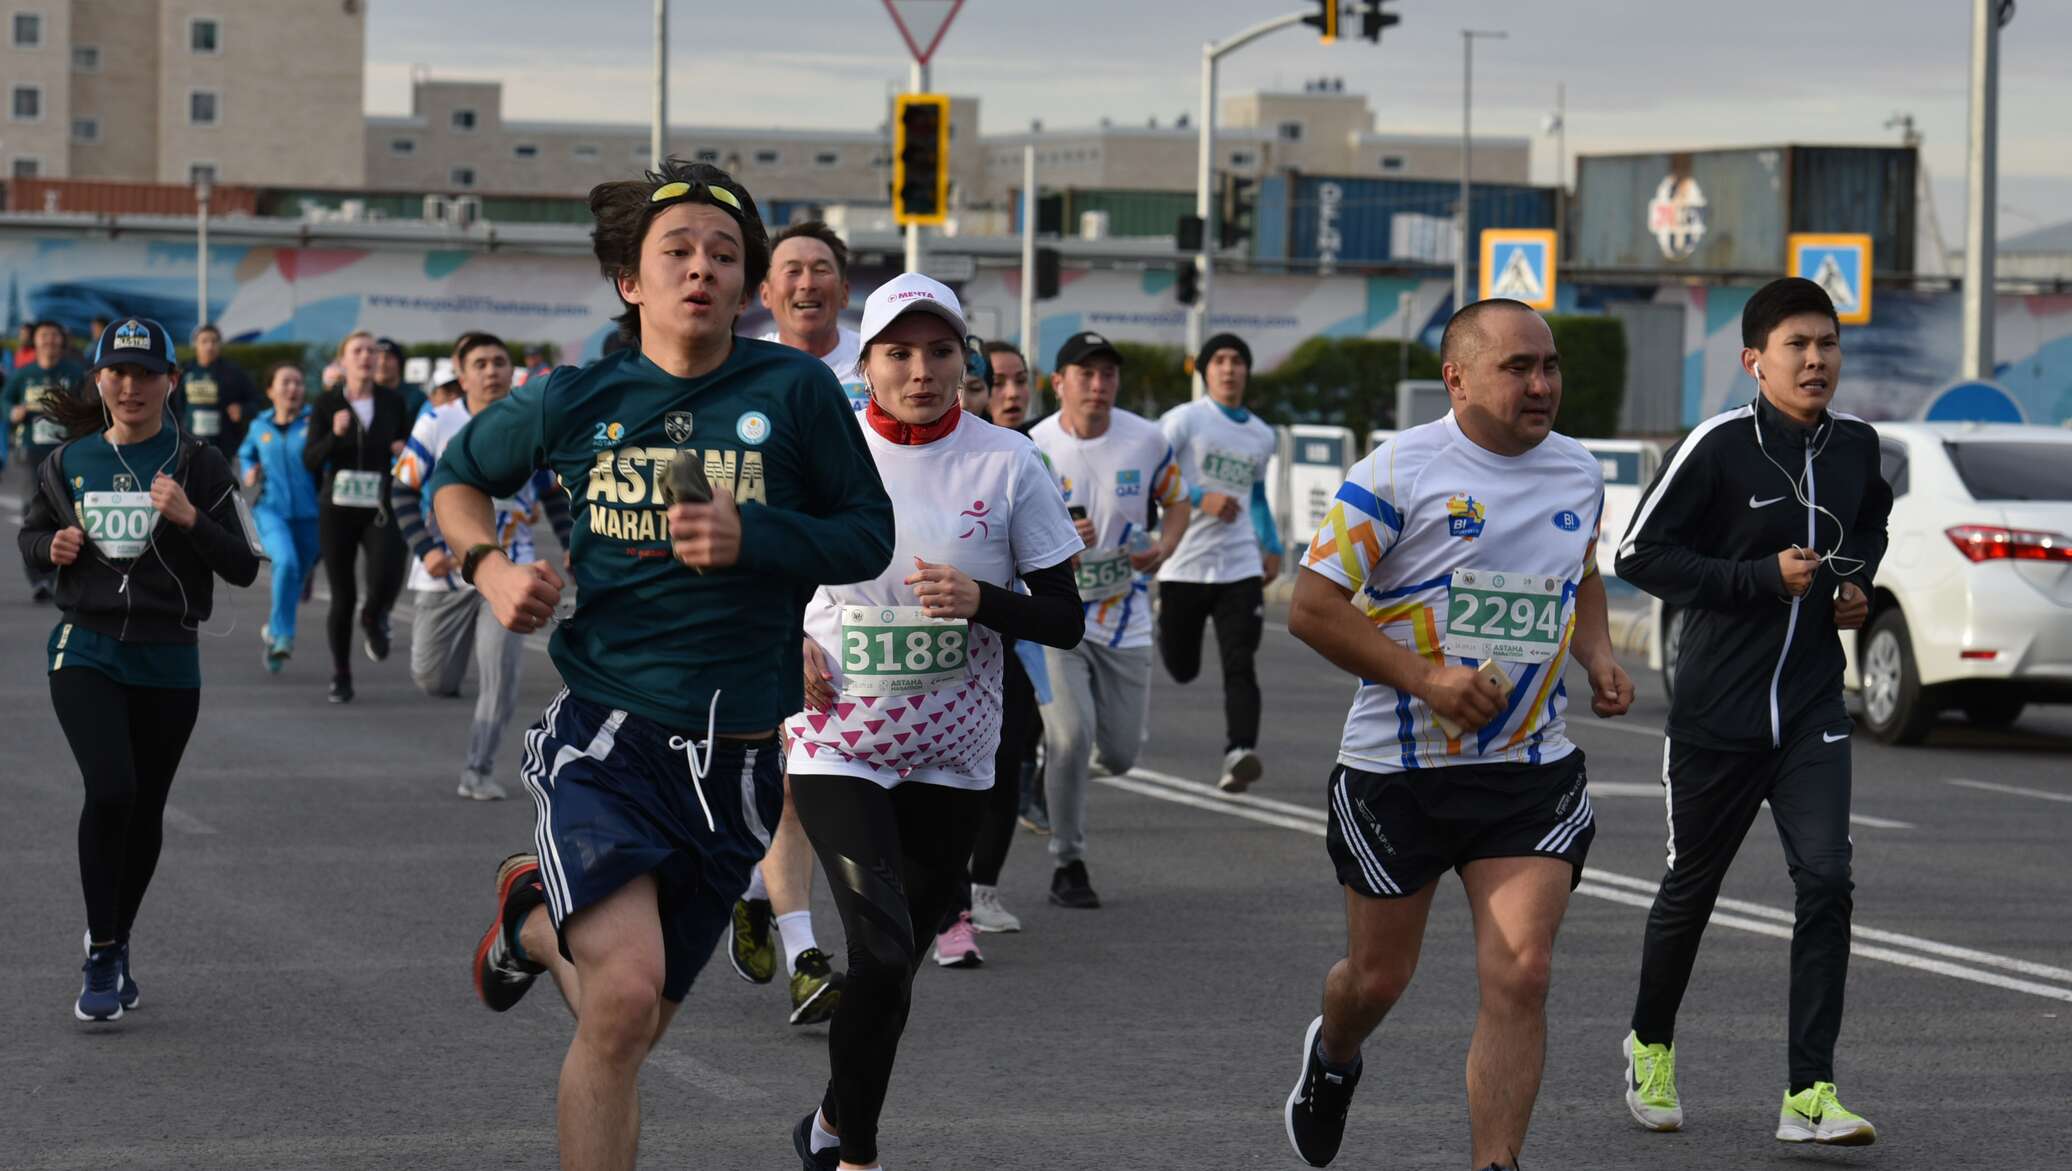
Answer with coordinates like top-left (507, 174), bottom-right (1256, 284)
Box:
top-left (1616, 395), bottom-right (1893, 751)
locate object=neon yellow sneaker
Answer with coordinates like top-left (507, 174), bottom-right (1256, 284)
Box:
top-left (1624, 1031), bottom-right (1682, 1132)
top-left (1777, 1082), bottom-right (1876, 1145)
top-left (726, 897), bottom-right (775, 985)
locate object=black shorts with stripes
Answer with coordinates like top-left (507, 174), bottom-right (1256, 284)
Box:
top-left (1325, 749), bottom-right (1593, 899)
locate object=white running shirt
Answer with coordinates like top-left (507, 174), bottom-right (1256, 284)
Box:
top-left (393, 399), bottom-right (540, 592)
top-left (1028, 408), bottom-right (1185, 649)
top-left (1157, 398), bottom-right (1279, 584)
top-left (760, 325), bottom-right (865, 412)
top-left (1301, 413), bottom-right (1603, 773)
top-left (785, 412), bottom-right (1081, 790)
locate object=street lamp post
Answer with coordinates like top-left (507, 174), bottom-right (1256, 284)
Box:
top-left (195, 175), bottom-right (212, 330)
top-left (1961, 0), bottom-right (2008, 380)
top-left (651, 0), bottom-right (667, 166)
top-left (1455, 28), bottom-right (1506, 310)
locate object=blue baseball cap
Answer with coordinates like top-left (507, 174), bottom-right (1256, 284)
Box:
top-left (88, 317), bottom-right (179, 374)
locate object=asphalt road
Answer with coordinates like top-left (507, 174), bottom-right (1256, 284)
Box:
top-left (3, 518), bottom-right (2068, 1169)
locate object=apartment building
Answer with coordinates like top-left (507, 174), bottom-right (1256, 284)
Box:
top-left (3, 0), bottom-right (364, 187)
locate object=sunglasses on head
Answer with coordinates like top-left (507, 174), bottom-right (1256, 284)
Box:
top-left (650, 179), bottom-right (743, 213)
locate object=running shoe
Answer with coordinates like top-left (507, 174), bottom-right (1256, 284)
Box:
top-left (1049, 860), bottom-right (1100, 909)
top-left (458, 769), bottom-right (508, 801)
top-left (1624, 1030), bottom-right (1682, 1132)
top-left (788, 948), bottom-right (842, 1026)
top-left (729, 897), bottom-right (776, 985)
top-left (473, 853), bottom-right (547, 1012)
top-left (328, 676), bottom-right (353, 704)
top-left (1018, 805), bottom-right (1052, 835)
top-left (75, 943), bottom-right (124, 1022)
top-left (1218, 747), bottom-right (1264, 793)
top-left (1776, 1082), bottom-right (1876, 1146)
top-left (362, 613), bottom-right (391, 662)
top-left (84, 931), bottom-right (139, 1011)
top-left (792, 1111), bottom-right (839, 1171)
top-left (933, 911), bottom-right (984, 968)
top-left (1284, 1014), bottom-right (1361, 1167)
top-left (267, 636), bottom-right (292, 673)
top-left (32, 584), bottom-right (52, 604)
top-left (969, 884), bottom-right (1022, 933)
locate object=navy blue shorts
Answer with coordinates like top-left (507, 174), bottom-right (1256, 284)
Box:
top-left (519, 689), bottom-right (783, 1002)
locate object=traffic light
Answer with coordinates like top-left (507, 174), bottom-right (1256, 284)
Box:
top-left (1358, 0), bottom-right (1399, 42)
top-left (1034, 247), bottom-right (1061, 300)
top-left (1220, 177), bottom-right (1255, 249)
top-left (1302, 0), bottom-right (1339, 43)
top-left (892, 93), bottom-right (951, 226)
top-left (1175, 260), bottom-right (1200, 305)
top-left (1175, 214), bottom-right (1204, 253)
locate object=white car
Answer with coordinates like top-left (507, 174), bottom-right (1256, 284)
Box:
top-left (1649, 421), bottom-right (2072, 743)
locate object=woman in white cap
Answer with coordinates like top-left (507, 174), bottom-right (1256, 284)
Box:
top-left (785, 274), bottom-right (1084, 1171)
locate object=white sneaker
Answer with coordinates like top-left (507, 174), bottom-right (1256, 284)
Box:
top-left (459, 770), bottom-right (508, 801)
top-left (1218, 748), bottom-right (1263, 793)
top-left (969, 884), bottom-right (1022, 933)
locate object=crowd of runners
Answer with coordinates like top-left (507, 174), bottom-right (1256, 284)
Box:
top-left (13, 156), bottom-right (1887, 1171)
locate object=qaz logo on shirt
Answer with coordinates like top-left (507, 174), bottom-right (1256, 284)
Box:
top-left (1446, 494), bottom-right (1487, 540)
top-left (1551, 510), bottom-right (1581, 532)
top-left (1115, 469), bottom-right (1143, 498)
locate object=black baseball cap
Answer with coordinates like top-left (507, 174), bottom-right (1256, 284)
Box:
top-left (1055, 330), bottom-right (1123, 369)
top-left (375, 337), bottom-right (405, 363)
top-left (87, 317), bottom-right (179, 374)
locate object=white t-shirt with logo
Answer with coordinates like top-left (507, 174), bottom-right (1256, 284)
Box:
top-left (1301, 413), bottom-right (1603, 774)
top-left (785, 413), bottom-right (1082, 790)
top-left (760, 325), bottom-right (865, 412)
top-left (392, 399), bottom-right (540, 593)
top-left (1157, 398), bottom-right (1279, 584)
top-left (1028, 408), bottom-right (1186, 650)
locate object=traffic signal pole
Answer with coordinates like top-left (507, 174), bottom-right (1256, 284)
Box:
top-left (908, 61), bottom-right (928, 273)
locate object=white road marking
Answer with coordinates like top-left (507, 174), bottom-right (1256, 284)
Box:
top-left (161, 805), bottom-right (218, 835)
top-left (1104, 767), bottom-right (2072, 1003)
top-left (1949, 778), bottom-right (2072, 805)
top-left (645, 1048), bottom-right (766, 1103)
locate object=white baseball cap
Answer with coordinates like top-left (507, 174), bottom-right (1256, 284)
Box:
top-left (857, 272), bottom-right (968, 349)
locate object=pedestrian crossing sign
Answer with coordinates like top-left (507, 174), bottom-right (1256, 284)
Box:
top-left (1787, 233), bottom-right (1873, 325)
top-left (1479, 229), bottom-right (1558, 311)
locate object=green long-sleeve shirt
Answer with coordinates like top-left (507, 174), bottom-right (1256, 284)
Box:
top-left (428, 339), bottom-right (893, 734)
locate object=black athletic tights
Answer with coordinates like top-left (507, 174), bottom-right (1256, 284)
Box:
top-left (1155, 577), bottom-right (1265, 751)
top-left (960, 642), bottom-right (1038, 905)
top-left (792, 773), bottom-right (984, 1167)
top-left (318, 502), bottom-right (406, 677)
top-left (50, 668), bottom-right (200, 944)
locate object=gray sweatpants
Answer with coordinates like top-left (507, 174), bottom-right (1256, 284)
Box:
top-left (410, 587), bottom-right (526, 777)
top-left (1040, 640), bottom-right (1154, 866)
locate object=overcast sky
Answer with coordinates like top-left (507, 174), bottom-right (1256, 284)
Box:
top-left (366, 0), bottom-right (2072, 236)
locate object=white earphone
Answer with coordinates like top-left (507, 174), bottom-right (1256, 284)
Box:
top-left (1748, 357), bottom-right (1865, 581)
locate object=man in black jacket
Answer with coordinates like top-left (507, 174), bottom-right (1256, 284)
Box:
top-left (1614, 278), bottom-right (1891, 1147)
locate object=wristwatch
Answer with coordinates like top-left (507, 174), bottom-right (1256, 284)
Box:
top-left (460, 542), bottom-right (505, 585)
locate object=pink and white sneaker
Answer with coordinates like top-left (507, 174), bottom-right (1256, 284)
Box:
top-left (933, 911), bottom-right (985, 968)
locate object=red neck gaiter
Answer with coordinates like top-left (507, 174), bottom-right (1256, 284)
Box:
top-left (865, 397), bottom-right (961, 445)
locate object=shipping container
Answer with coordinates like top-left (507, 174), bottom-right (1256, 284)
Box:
top-left (1571, 145), bottom-right (1915, 275)
top-left (7, 178), bottom-right (259, 217)
top-left (1251, 173), bottom-right (1558, 267)
top-left (1008, 188), bottom-right (1198, 239)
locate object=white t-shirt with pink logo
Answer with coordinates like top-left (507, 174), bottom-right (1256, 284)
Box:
top-left (785, 411), bottom-right (1082, 790)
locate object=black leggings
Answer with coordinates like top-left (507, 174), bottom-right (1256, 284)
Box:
top-left (791, 774), bottom-right (984, 1166)
top-left (50, 668), bottom-right (200, 944)
top-left (1156, 577), bottom-right (1265, 751)
top-left (963, 646), bottom-right (1038, 898)
top-left (318, 503), bottom-right (406, 676)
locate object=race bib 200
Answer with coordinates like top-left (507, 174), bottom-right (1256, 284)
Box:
top-left (81, 491), bottom-right (156, 559)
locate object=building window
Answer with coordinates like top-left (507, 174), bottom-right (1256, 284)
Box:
top-left (513, 143), bottom-right (539, 159)
top-left (189, 163), bottom-right (217, 187)
top-left (189, 17), bottom-right (220, 54)
top-left (695, 148), bottom-right (719, 163)
top-left (9, 85), bottom-right (40, 122)
top-left (753, 149), bottom-right (780, 166)
top-left (11, 12), bottom-right (40, 47)
top-left (1229, 150), bottom-right (1257, 168)
top-left (189, 90), bottom-right (218, 126)
top-left (571, 143), bottom-right (599, 160)
top-left (1277, 120), bottom-right (1304, 143)
top-left (1379, 154), bottom-right (1404, 171)
top-left (389, 137), bottom-right (415, 156)
top-left (451, 166), bottom-right (476, 188)
top-left (451, 108), bottom-right (477, 132)
top-left (71, 117), bottom-right (97, 143)
top-left (12, 156), bottom-right (41, 178)
top-left (72, 44), bottom-right (99, 71)
top-left (814, 150), bottom-right (840, 167)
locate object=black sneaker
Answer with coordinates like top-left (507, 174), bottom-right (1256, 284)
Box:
top-left (362, 614), bottom-right (391, 662)
top-left (328, 676), bottom-right (354, 704)
top-left (1285, 1014), bottom-right (1362, 1167)
top-left (32, 584), bottom-right (53, 604)
top-left (792, 1111), bottom-right (840, 1171)
top-left (473, 853), bottom-right (547, 1011)
top-left (1049, 860), bottom-right (1101, 909)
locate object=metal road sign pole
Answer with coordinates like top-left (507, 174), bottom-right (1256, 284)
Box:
top-left (907, 61), bottom-right (928, 274)
top-left (1961, 0), bottom-right (2002, 380)
top-left (651, 0), bottom-right (667, 167)
top-left (1456, 29), bottom-right (1506, 312)
top-left (1020, 141), bottom-right (1036, 368)
top-left (195, 178), bottom-right (211, 329)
